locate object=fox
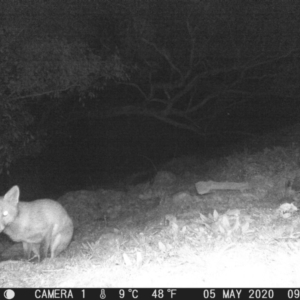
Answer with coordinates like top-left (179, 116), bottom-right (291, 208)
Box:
top-left (0, 185), bottom-right (73, 261)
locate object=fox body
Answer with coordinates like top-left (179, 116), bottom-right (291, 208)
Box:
top-left (0, 186), bottom-right (73, 261)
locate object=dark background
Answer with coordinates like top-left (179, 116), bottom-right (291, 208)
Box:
top-left (1, 0), bottom-right (300, 198)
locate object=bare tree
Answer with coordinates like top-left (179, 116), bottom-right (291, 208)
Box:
top-left (106, 0), bottom-right (300, 136)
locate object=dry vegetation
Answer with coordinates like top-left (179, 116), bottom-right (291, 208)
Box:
top-left (1, 125), bottom-right (300, 287)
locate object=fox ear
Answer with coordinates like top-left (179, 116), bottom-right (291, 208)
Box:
top-left (4, 186), bottom-right (20, 205)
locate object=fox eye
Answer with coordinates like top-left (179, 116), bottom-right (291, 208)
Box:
top-left (3, 211), bottom-right (8, 217)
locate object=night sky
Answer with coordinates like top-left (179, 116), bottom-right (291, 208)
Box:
top-left (1, 0), bottom-right (300, 197)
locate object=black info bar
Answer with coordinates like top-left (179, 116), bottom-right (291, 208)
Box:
top-left (0, 288), bottom-right (298, 300)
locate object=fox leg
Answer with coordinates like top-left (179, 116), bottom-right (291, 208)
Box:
top-left (23, 242), bottom-right (40, 261)
top-left (42, 227), bottom-right (54, 258)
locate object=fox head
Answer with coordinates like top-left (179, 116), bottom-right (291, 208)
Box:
top-left (0, 186), bottom-right (20, 232)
